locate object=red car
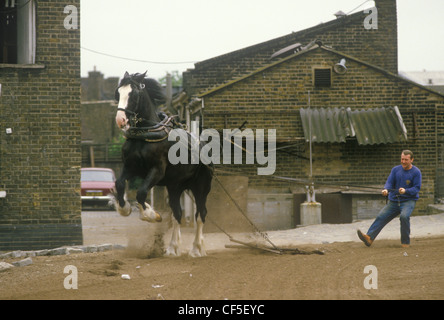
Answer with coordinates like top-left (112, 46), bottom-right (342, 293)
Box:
top-left (81, 168), bottom-right (116, 210)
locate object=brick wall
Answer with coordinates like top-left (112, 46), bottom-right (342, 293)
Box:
top-left (201, 48), bottom-right (444, 215)
top-left (184, 0), bottom-right (398, 97)
top-left (0, 0), bottom-right (82, 251)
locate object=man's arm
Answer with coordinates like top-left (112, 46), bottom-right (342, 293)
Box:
top-left (383, 167), bottom-right (397, 195)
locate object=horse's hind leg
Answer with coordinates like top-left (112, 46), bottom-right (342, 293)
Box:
top-left (115, 167), bottom-right (132, 217)
top-left (189, 169), bottom-right (212, 257)
top-left (189, 213), bottom-right (206, 258)
top-left (165, 187), bottom-right (183, 257)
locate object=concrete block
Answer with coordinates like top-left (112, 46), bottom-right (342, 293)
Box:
top-left (24, 251), bottom-right (36, 258)
top-left (300, 202), bottom-right (322, 226)
top-left (0, 252), bottom-right (14, 259)
top-left (97, 244), bottom-right (113, 252)
top-left (12, 257), bottom-right (33, 267)
top-left (12, 251), bottom-right (24, 258)
top-left (85, 245), bottom-right (98, 253)
top-left (113, 244), bottom-right (126, 250)
top-left (0, 262), bottom-right (14, 272)
top-left (35, 250), bottom-right (50, 256)
top-left (49, 248), bottom-right (67, 256)
top-left (66, 247), bottom-right (84, 255)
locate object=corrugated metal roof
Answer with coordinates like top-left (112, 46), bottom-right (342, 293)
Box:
top-left (300, 106), bottom-right (407, 145)
top-left (300, 107), bottom-right (352, 143)
top-left (347, 106), bottom-right (407, 145)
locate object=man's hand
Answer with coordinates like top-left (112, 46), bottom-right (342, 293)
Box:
top-left (382, 189), bottom-right (389, 197)
top-left (399, 188), bottom-right (406, 195)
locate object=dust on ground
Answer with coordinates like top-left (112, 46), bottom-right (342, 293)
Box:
top-left (1, 236), bottom-right (443, 300)
top-left (1, 210), bottom-right (444, 300)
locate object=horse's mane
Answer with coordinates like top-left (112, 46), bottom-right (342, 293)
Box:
top-left (141, 77), bottom-right (166, 107)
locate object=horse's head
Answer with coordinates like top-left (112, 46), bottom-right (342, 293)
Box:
top-left (115, 71), bottom-right (165, 130)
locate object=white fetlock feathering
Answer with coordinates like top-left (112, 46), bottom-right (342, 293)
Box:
top-left (116, 200), bottom-right (131, 217)
top-left (138, 203), bottom-right (162, 223)
top-left (189, 217), bottom-right (206, 258)
top-left (165, 219), bottom-right (181, 257)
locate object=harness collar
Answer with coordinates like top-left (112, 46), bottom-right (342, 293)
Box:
top-left (123, 115), bottom-right (183, 143)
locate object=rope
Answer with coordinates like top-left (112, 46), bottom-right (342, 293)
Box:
top-left (214, 167), bottom-right (384, 192)
top-left (206, 216), bottom-right (233, 240)
top-left (213, 174), bottom-right (280, 251)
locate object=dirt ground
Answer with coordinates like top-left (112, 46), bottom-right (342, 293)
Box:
top-left (1, 233), bottom-right (443, 300)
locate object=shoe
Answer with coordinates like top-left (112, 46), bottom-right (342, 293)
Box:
top-left (401, 244), bottom-right (410, 248)
top-left (357, 230), bottom-right (373, 247)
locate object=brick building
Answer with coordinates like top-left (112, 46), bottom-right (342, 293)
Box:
top-left (81, 67), bottom-right (119, 102)
top-left (0, 0), bottom-right (82, 250)
top-left (182, 0), bottom-right (444, 228)
top-left (184, 0), bottom-right (398, 96)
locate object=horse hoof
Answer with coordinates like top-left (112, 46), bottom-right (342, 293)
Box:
top-left (154, 212), bottom-right (162, 223)
top-left (138, 203), bottom-right (162, 223)
top-left (189, 249), bottom-right (206, 258)
top-left (189, 244), bottom-right (206, 258)
top-left (165, 246), bottom-right (181, 257)
top-left (116, 201), bottom-right (132, 217)
top-left (140, 212), bottom-right (162, 223)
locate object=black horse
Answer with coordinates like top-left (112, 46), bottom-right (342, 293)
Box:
top-left (114, 71), bottom-right (213, 257)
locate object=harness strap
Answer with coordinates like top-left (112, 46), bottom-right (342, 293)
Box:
top-left (123, 116), bottom-right (183, 143)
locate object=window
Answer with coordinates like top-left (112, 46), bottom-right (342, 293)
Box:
top-left (0, 0), bottom-right (36, 64)
top-left (0, 0), bottom-right (17, 63)
top-left (81, 170), bottom-right (116, 183)
top-left (313, 68), bottom-right (332, 87)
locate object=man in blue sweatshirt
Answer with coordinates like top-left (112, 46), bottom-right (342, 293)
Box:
top-left (358, 150), bottom-right (422, 248)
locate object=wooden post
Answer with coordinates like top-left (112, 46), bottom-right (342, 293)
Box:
top-left (89, 145), bottom-right (95, 167)
top-left (166, 73), bottom-right (176, 114)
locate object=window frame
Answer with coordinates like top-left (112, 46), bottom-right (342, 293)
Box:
top-left (0, 0), bottom-right (38, 67)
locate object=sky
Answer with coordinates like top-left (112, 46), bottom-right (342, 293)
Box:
top-left (80, 0), bottom-right (444, 81)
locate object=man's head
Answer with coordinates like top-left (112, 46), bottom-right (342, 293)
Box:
top-left (401, 150), bottom-right (414, 170)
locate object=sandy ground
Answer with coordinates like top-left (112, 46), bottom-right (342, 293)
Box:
top-left (1, 211), bottom-right (443, 300)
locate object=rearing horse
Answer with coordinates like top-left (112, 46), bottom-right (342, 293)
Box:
top-left (114, 71), bottom-right (213, 257)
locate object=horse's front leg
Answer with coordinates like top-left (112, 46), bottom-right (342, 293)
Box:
top-left (115, 167), bottom-right (132, 217)
top-left (136, 169), bottom-right (163, 223)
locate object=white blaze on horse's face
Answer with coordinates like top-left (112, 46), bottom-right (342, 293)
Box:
top-left (116, 84), bottom-right (132, 129)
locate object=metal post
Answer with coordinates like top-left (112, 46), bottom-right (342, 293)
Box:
top-left (166, 72), bottom-right (175, 115)
top-left (307, 91), bottom-right (315, 202)
top-left (308, 91), bottom-right (312, 181)
top-left (89, 145), bottom-right (95, 168)
top-left (300, 91), bottom-right (321, 226)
